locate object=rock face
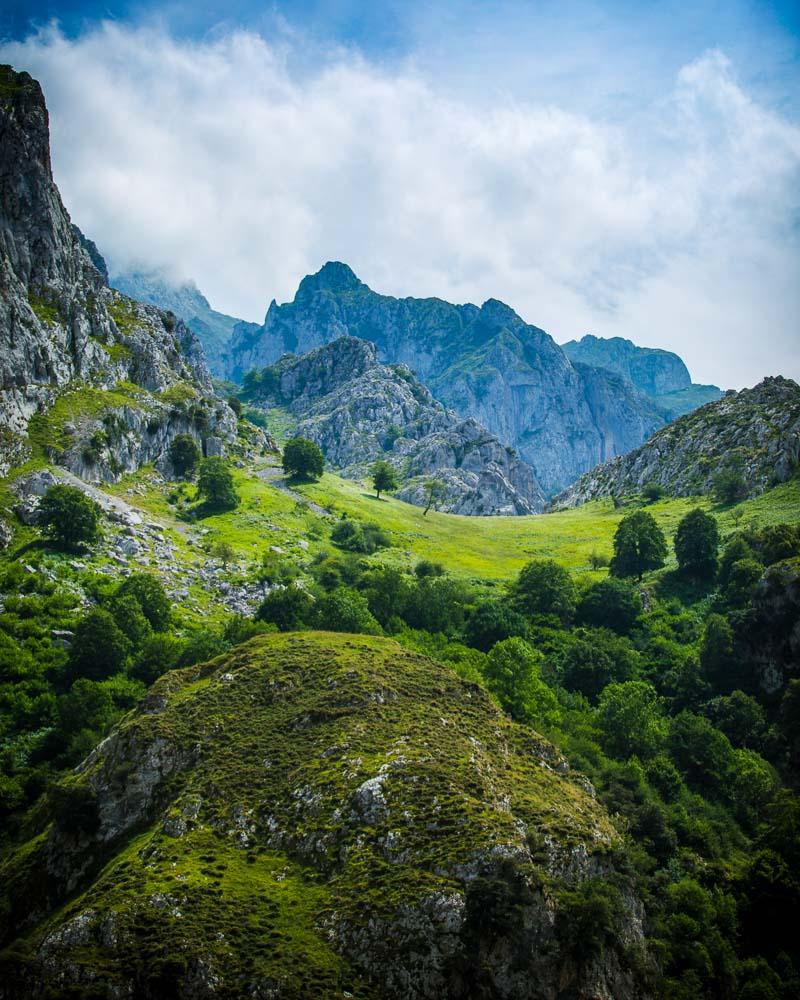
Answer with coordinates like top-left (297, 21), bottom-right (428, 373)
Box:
top-left (0, 632), bottom-right (648, 999)
top-left (252, 336), bottom-right (545, 514)
top-left (226, 262), bottom-right (668, 495)
top-left (562, 335), bottom-right (723, 419)
top-left (0, 65), bottom-right (237, 476)
top-left (112, 269), bottom-right (256, 378)
top-left (553, 376), bottom-right (800, 507)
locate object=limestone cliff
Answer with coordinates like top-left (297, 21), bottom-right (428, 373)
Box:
top-left (251, 337), bottom-right (546, 514)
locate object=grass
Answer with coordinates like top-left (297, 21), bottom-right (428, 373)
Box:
top-left (27, 292), bottom-right (61, 326)
top-left (107, 296), bottom-right (143, 336)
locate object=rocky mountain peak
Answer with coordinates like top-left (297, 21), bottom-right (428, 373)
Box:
top-left (296, 260), bottom-right (365, 298)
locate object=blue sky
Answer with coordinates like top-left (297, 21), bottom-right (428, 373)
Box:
top-left (2, 2), bottom-right (798, 385)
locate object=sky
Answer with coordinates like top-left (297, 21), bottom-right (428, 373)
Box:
top-left (1, 1), bottom-right (799, 387)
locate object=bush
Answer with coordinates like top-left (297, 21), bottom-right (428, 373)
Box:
top-left (131, 634), bottom-right (185, 685)
top-left (643, 482), bottom-right (666, 502)
top-left (331, 518), bottom-right (390, 554)
top-left (414, 560), bottom-right (445, 579)
top-left (169, 433), bottom-right (200, 478)
top-left (610, 510), bottom-right (667, 580)
top-left (49, 781), bottom-right (100, 836)
top-left (38, 485), bottom-right (101, 549)
top-left (282, 437), bottom-right (324, 481)
top-left (197, 458), bottom-right (238, 511)
top-left (227, 396), bottom-right (242, 417)
top-left (724, 558), bottom-right (763, 606)
top-left (712, 456), bottom-right (747, 504)
top-left (116, 574), bottom-right (171, 631)
top-left (404, 576), bottom-right (472, 634)
top-left (513, 559), bottom-right (576, 624)
top-left (575, 578), bottom-right (642, 634)
top-left (673, 507), bottom-right (719, 579)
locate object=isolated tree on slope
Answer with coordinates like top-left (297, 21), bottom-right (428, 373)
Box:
top-left (610, 510), bottom-right (667, 580)
top-left (674, 508), bottom-right (720, 579)
top-left (169, 433), bottom-right (201, 479)
top-left (38, 484), bottom-right (101, 550)
top-left (197, 458), bottom-right (239, 511)
top-left (282, 437), bottom-right (324, 481)
top-left (371, 460), bottom-right (398, 500)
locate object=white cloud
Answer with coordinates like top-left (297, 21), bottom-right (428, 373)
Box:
top-left (1, 24), bottom-right (798, 386)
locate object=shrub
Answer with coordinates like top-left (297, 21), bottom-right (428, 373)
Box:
top-left (282, 437), bottom-right (324, 481)
top-left (109, 593), bottom-right (152, 648)
top-left (227, 396), bottom-right (242, 417)
top-left (38, 485), bottom-right (101, 549)
top-left (414, 559), bottom-right (445, 579)
top-left (597, 681), bottom-right (666, 759)
top-left (642, 482), bottom-right (666, 502)
top-left (513, 559), bottom-right (576, 624)
top-left (561, 630), bottom-right (639, 702)
top-left (169, 434), bottom-right (201, 478)
top-left (712, 456), bottom-right (747, 504)
top-left (49, 781), bottom-right (100, 836)
top-left (331, 519), bottom-right (390, 554)
top-left (197, 457), bottom-right (238, 511)
top-left (575, 577), bottom-right (642, 634)
top-left (610, 510), bottom-right (667, 580)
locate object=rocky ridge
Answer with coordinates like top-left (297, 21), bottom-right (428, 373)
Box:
top-left (553, 376), bottom-right (800, 508)
top-left (0, 631), bottom-right (647, 1000)
top-left (0, 65), bottom-right (237, 478)
top-left (562, 335), bottom-right (722, 418)
top-left (228, 262), bottom-right (669, 495)
top-left (251, 336), bottom-right (546, 514)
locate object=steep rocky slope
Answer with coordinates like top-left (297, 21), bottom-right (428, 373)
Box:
top-left (112, 270), bottom-right (258, 378)
top-left (0, 632), bottom-right (647, 1000)
top-left (562, 335), bottom-right (722, 418)
top-left (251, 337), bottom-right (545, 514)
top-left (0, 65), bottom-right (237, 478)
top-left (553, 377), bottom-right (800, 507)
top-left (226, 262), bottom-right (667, 495)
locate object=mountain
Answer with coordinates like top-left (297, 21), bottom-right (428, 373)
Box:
top-left (250, 336), bottom-right (545, 514)
top-left (553, 376), bottom-right (800, 507)
top-left (0, 65), bottom-right (239, 481)
top-left (0, 631), bottom-right (646, 999)
top-left (111, 270), bottom-right (258, 378)
top-left (227, 262), bottom-right (668, 495)
top-left (562, 335), bottom-right (723, 419)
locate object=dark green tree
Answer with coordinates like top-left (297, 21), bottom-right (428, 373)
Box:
top-left (718, 535), bottom-right (757, 589)
top-left (313, 588), bottom-right (382, 634)
top-left (38, 484), bottom-right (101, 549)
top-left (513, 559), bottom-right (576, 623)
top-left (561, 630), bottom-right (639, 702)
top-left (371, 459), bottom-right (398, 499)
top-left (668, 711), bottom-right (734, 796)
top-left (197, 457), bottom-right (239, 511)
top-left (712, 455), bottom-right (747, 504)
top-left (423, 478), bottom-right (446, 515)
top-left (168, 433), bottom-right (201, 478)
top-left (227, 395), bottom-right (242, 417)
top-left (699, 613), bottom-right (739, 692)
top-left (465, 599), bottom-right (529, 652)
top-left (68, 608), bottom-right (130, 681)
top-left (282, 437), bottom-right (324, 481)
top-left (256, 585), bottom-right (314, 631)
top-left (483, 638), bottom-right (560, 724)
top-left (575, 577), bottom-right (642, 634)
top-left (109, 593), bottom-right (152, 648)
top-left (674, 508), bottom-right (720, 579)
top-left (117, 574), bottom-right (172, 631)
top-left (724, 558), bottom-right (763, 606)
top-left (597, 680), bottom-right (666, 759)
top-left (610, 510), bottom-right (667, 580)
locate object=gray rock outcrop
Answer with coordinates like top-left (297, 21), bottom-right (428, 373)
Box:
top-left (0, 64), bottom-right (237, 477)
top-left (553, 376), bottom-right (800, 507)
top-left (252, 336), bottom-right (545, 514)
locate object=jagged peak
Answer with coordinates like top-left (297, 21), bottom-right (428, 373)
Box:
top-left (296, 261), bottom-right (365, 299)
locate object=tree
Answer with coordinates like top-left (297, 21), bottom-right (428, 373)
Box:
top-left (597, 681), bottom-right (666, 759)
top-left (575, 578), bottom-right (642, 634)
top-left (109, 593), bottom-right (152, 648)
top-left (423, 478), bottom-right (446, 515)
top-left (313, 588), bottom-right (382, 634)
top-left (642, 482), bottom-right (665, 503)
top-left (704, 690), bottom-right (767, 750)
top-left (414, 560), bottom-right (445, 579)
top-left (38, 484), bottom-right (100, 550)
top-left (483, 638), bottom-right (560, 724)
top-left (561, 631), bottom-right (639, 702)
top-left (117, 574), bottom-right (172, 631)
top-left (465, 599), bottom-right (529, 652)
top-left (227, 395), bottom-right (242, 417)
top-left (674, 508), bottom-right (720, 579)
top-left (718, 535), bottom-right (757, 589)
top-left (282, 437), bottom-right (324, 481)
top-left (610, 510), bottom-right (667, 580)
top-left (513, 559), bottom-right (576, 623)
top-left (699, 613), bottom-right (739, 692)
top-left (256, 585), bottom-right (314, 631)
top-left (68, 608), bottom-right (130, 681)
top-left (371, 460), bottom-right (398, 499)
top-left (169, 433), bottom-right (201, 478)
top-left (197, 457), bottom-right (238, 511)
top-left (667, 711), bottom-right (734, 796)
top-left (724, 558), bottom-right (763, 606)
top-left (331, 519), bottom-right (390, 553)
